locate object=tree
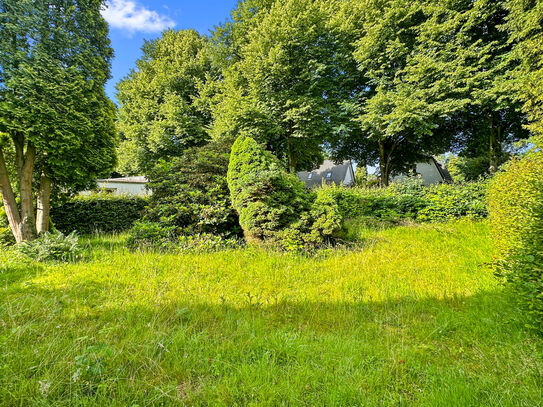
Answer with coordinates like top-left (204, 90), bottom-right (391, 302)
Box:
top-left (0, 0), bottom-right (116, 242)
top-left (209, 0), bottom-right (355, 172)
top-left (227, 135), bottom-right (341, 248)
top-left (506, 0), bottom-right (543, 142)
top-left (116, 30), bottom-right (214, 175)
top-left (427, 0), bottom-right (530, 173)
top-left (347, 0), bottom-right (460, 186)
top-left (141, 139), bottom-right (241, 238)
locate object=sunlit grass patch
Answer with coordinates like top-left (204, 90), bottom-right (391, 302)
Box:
top-left (0, 220), bottom-right (541, 406)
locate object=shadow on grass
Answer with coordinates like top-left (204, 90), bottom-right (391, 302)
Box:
top-left (2, 276), bottom-right (541, 406)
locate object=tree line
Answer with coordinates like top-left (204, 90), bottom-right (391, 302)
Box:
top-left (117, 0), bottom-right (539, 187)
top-left (0, 0), bottom-right (542, 242)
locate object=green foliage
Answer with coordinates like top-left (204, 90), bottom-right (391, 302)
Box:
top-left (354, 165), bottom-right (368, 187)
top-left (447, 156), bottom-right (493, 182)
top-left (0, 204), bottom-right (15, 246)
top-left (16, 231), bottom-right (82, 262)
top-left (209, 0), bottom-right (359, 171)
top-left (0, 0), bottom-right (117, 242)
top-left (506, 0), bottom-right (543, 138)
top-left (227, 135), bottom-right (342, 248)
top-left (116, 29), bottom-right (214, 174)
top-left (0, 0), bottom-right (117, 192)
top-left (127, 221), bottom-right (242, 252)
top-left (126, 221), bottom-right (177, 251)
top-left (142, 140), bottom-right (241, 239)
top-left (489, 150), bottom-right (543, 330)
top-left (51, 194), bottom-right (147, 235)
top-left (417, 182), bottom-right (488, 222)
top-left (320, 179), bottom-right (487, 223)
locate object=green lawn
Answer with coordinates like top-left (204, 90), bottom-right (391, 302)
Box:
top-left (1, 220), bottom-right (542, 406)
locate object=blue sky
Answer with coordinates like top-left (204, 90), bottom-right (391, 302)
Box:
top-left (102, 0), bottom-right (238, 101)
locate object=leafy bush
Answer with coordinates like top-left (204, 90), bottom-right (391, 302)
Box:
top-left (0, 205), bottom-right (15, 246)
top-left (489, 150), bottom-right (543, 330)
top-left (127, 221), bottom-right (242, 252)
top-left (417, 181), bottom-right (488, 222)
top-left (320, 178), bottom-right (488, 223)
top-left (178, 233), bottom-right (243, 252)
top-left (227, 135), bottom-right (342, 249)
top-left (17, 232), bottom-right (83, 262)
top-left (447, 155), bottom-right (493, 182)
top-left (126, 221), bottom-right (177, 251)
top-left (51, 194), bottom-right (147, 234)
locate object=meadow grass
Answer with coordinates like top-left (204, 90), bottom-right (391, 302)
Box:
top-left (0, 220), bottom-right (541, 406)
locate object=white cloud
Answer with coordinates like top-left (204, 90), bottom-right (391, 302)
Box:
top-left (102, 0), bottom-right (175, 34)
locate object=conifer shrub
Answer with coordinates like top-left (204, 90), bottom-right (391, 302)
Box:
top-left (488, 149), bottom-right (543, 330)
top-left (227, 135), bottom-right (342, 248)
top-left (142, 140), bottom-right (241, 238)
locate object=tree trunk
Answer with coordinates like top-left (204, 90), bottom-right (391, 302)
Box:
top-left (378, 140), bottom-right (391, 187)
top-left (36, 174), bottom-right (52, 235)
top-left (17, 143), bottom-right (37, 241)
top-left (287, 137), bottom-right (296, 173)
top-left (0, 148), bottom-right (23, 243)
top-left (488, 114), bottom-right (501, 175)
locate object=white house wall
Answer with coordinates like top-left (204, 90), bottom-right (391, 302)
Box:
top-left (94, 181), bottom-right (150, 196)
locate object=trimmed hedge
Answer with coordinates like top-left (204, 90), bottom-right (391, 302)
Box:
top-left (489, 150), bottom-right (543, 330)
top-left (51, 194), bottom-right (147, 234)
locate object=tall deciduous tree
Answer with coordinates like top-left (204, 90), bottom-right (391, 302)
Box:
top-left (0, 0), bottom-right (116, 242)
top-left (506, 0), bottom-right (543, 142)
top-left (349, 0), bottom-right (459, 186)
top-left (209, 0), bottom-right (355, 172)
top-left (426, 0), bottom-right (530, 173)
top-left (116, 30), bottom-right (214, 175)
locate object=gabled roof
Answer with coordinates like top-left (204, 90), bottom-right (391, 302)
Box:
top-left (432, 157), bottom-right (453, 182)
top-left (297, 160), bottom-right (354, 188)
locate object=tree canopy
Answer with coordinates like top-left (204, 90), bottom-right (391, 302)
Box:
top-left (116, 29), bottom-right (214, 175)
top-left (0, 0), bottom-right (116, 242)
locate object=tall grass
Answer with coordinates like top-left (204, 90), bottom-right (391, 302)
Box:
top-left (0, 220), bottom-right (541, 406)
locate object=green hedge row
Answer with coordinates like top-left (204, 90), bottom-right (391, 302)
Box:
top-left (320, 179), bottom-right (488, 223)
top-left (51, 194), bottom-right (147, 235)
top-left (489, 151), bottom-right (543, 330)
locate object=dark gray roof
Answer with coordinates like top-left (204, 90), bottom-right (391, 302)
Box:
top-left (297, 160), bottom-right (354, 188)
top-left (432, 157), bottom-right (453, 183)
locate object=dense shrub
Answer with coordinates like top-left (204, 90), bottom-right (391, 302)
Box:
top-left (17, 232), bottom-right (83, 262)
top-left (489, 150), bottom-right (543, 330)
top-left (227, 135), bottom-right (342, 248)
top-left (320, 178), bottom-right (488, 223)
top-left (447, 155), bottom-right (494, 182)
top-left (126, 220), bottom-right (177, 251)
top-left (126, 141), bottom-right (241, 250)
top-left (417, 181), bottom-right (488, 222)
top-left (51, 194), bottom-right (147, 234)
top-left (127, 221), bottom-right (242, 252)
top-left (142, 140), bottom-right (241, 238)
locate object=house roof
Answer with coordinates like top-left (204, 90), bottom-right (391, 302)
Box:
top-left (297, 160), bottom-right (353, 187)
top-left (97, 176), bottom-right (148, 184)
top-left (432, 157), bottom-right (453, 182)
